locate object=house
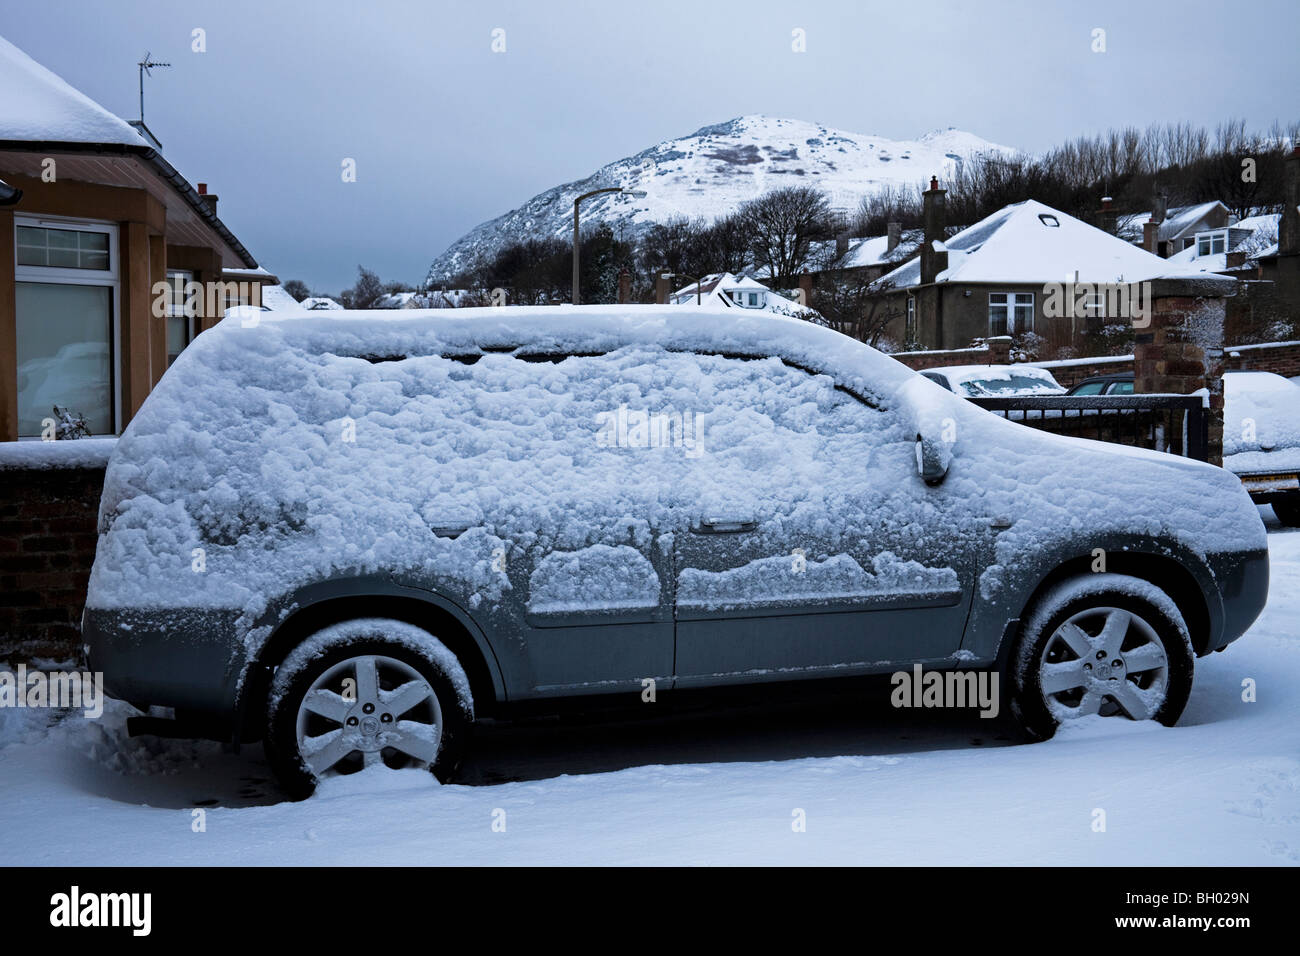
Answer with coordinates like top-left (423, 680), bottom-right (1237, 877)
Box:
top-left (869, 179), bottom-right (1208, 354)
top-left (668, 273), bottom-right (803, 312)
top-left (0, 36), bottom-right (268, 441)
top-left (1118, 200), bottom-right (1230, 257)
top-left (1165, 214), bottom-right (1280, 276)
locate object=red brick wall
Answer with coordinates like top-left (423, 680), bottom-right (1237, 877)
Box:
top-left (1226, 341), bottom-right (1300, 378)
top-left (890, 336), bottom-right (1012, 371)
top-left (1027, 356), bottom-right (1134, 389)
top-left (0, 466), bottom-right (105, 659)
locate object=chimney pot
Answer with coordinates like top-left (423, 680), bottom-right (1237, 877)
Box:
top-left (197, 182), bottom-right (208, 195)
top-left (929, 176), bottom-right (939, 191)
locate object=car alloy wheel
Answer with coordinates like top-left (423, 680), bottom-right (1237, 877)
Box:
top-left (295, 653), bottom-right (444, 777)
top-left (1037, 606), bottom-right (1169, 721)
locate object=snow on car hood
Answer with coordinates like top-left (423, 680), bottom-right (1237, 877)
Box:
top-left (86, 306), bottom-right (1265, 631)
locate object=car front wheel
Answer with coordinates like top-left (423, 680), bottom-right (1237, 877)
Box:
top-left (264, 618), bottom-right (474, 799)
top-left (1009, 573), bottom-right (1194, 740)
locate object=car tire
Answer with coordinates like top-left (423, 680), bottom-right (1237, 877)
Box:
top-left (1273, 497), bottom-right (1300, 527)
top-left (1008, 573), bottom-right (1194, 741)
top-left (264, 618), bottom-right (474, 800)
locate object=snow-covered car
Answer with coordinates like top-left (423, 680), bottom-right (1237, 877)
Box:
top-left (1223, 370), bottom-right (1300, 526)
top-left (921, 364), bottom-right (1066, 397)
top-left (83, 307), bottom-right (1269, 797)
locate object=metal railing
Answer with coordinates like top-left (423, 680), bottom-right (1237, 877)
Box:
top-left (967, 395), bottom-right (1209, 461)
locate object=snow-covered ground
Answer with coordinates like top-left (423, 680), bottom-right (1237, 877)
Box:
top-left (2, 513), bottom-right (1297, 866)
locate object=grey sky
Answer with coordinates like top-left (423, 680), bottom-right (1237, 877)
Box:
top-left (5, 0), bottom-right (1297, 292)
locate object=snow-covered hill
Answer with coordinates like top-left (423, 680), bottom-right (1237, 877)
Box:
top-left (426, 115), bottom-right (1016, 283)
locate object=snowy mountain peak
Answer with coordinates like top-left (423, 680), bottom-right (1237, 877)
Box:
top-left (426, 117), bottom-right (1016, 283)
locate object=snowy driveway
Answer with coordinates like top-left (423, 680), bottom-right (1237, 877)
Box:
top-left (2, 516), bottom-right (1298, 866)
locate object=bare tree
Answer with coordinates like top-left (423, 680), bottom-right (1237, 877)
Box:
top-left (738, 186), bottom-right (837, 286)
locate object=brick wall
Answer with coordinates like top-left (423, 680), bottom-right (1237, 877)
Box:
top-left (0, 466), bottom-right (105, 659)
top-left (1027, 355), bottom-right (1134, 389)
top-left (889, 335), bottom-right (1013, 371)
top-left (1226, 340), bottom-right (1300, 378)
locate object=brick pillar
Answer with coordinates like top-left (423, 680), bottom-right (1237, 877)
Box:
top-left (617, 269), bottom-right (631, 304)
top-left (986, 335), bottom-right (1013, 364)
top-left (1133, 278), bottom-right (1233, 465)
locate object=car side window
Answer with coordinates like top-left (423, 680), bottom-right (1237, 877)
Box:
top-left (1111, 381), bottom-right (1134, 395)
top-left (1074, 382), bottom-right (1104, 395)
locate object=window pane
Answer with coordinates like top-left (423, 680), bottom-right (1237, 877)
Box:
top-left (1074, 383), bottom-right (1104, 395)
top-left (167, 315), bottom-right (189, 364)
top-left (15, 282), bottom-right (113, 436)
top-left (1112, 381), bottom-right (1134, 394)
top-left (14, 225), bottom-right (112, 271)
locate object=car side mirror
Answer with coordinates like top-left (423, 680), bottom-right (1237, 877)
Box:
top-left (915, 434), bottom-right (950, 486)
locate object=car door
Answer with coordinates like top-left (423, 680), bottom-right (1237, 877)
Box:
top-left (670, 354), bottom-right (974, 687)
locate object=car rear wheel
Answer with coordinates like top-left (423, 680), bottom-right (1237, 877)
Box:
top-left (1273, 497), bottom-right (1300, 527)
top-left (265, 618), bottom-right (473, 799)
top-left (1009, 574), bottom-right (1194, 740)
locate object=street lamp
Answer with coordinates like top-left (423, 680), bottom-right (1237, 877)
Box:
top-left (572, 187), bottom-right (646, 304)
top-left (661, 272), bottom-right (704, 305)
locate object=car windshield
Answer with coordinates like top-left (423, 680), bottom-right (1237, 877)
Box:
top-left (959, 376), bottom-right (1065, 396)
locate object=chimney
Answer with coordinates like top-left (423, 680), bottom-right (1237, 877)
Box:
top-left (1280, 146), bottom-right (1300, 256)
top-left (196, 182), bottom-right (218, 217)
top-left (835, 231), bottom-right (849, 259)
top-left (798, 272), bottom-right (814, 309)
top-left (1099, 196), bottom-right (1117, 236)
top-left (920, 177), bottom-right (948, 285)
top-left (617, 268), bottom-right (631, 304)
top-left (654, 273), bottom-right (669, 305)
top-left (886, 221), bottom-right (901, 253)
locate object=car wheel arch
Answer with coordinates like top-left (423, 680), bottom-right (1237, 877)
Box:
top-left (237, 590), bottom-right (505, 742)
top-left (1012, 551), bottom-right (1213, 658)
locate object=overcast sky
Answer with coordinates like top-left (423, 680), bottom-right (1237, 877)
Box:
top-left (6, 0), bottom-right (1298, 292)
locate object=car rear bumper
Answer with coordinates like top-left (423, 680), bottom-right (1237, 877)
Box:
top-left (82, 607), bottom-right (245, 719)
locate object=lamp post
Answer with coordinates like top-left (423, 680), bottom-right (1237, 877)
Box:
top-left (661, 272), bottom-right (704, 305)
top-left (572, 187), bottom-right (646, 304)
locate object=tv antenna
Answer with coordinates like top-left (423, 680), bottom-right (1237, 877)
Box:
top-left (137, 52), bottom-right (171, 123)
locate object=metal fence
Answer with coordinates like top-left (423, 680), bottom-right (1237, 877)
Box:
top-left (967, 395), bottom-right (1209, 461)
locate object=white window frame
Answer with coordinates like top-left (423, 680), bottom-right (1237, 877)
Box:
top-left (1197, 232), bottom-right (1226, 256)
top-left (14, 214), bottom-right (122, 437)
top-left (989, 291), bottom-right (1034, 335)
top-left (165, 268), bottom-right (196, 364)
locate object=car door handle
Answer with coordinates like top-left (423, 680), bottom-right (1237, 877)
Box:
top-left (428, 524), bottom-right (473, 539)
top-left (695, 517), bottom-right (758, 534)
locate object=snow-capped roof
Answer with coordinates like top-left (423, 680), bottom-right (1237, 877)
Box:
top-left (1165, 214), bottom-right (1280, 273)
top-left (669, 272), bottom-right (798, 312)
top-left (259, 285), bottom-right (306, 312)
top-left (0, 35), bottom-right (146, 146)
top-left (1117, 201), bottom-right (1227, 244)
top-left (300, 297), bottom-right (344, 311)
top-left (874, 200), bottom-right (1206, 289)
